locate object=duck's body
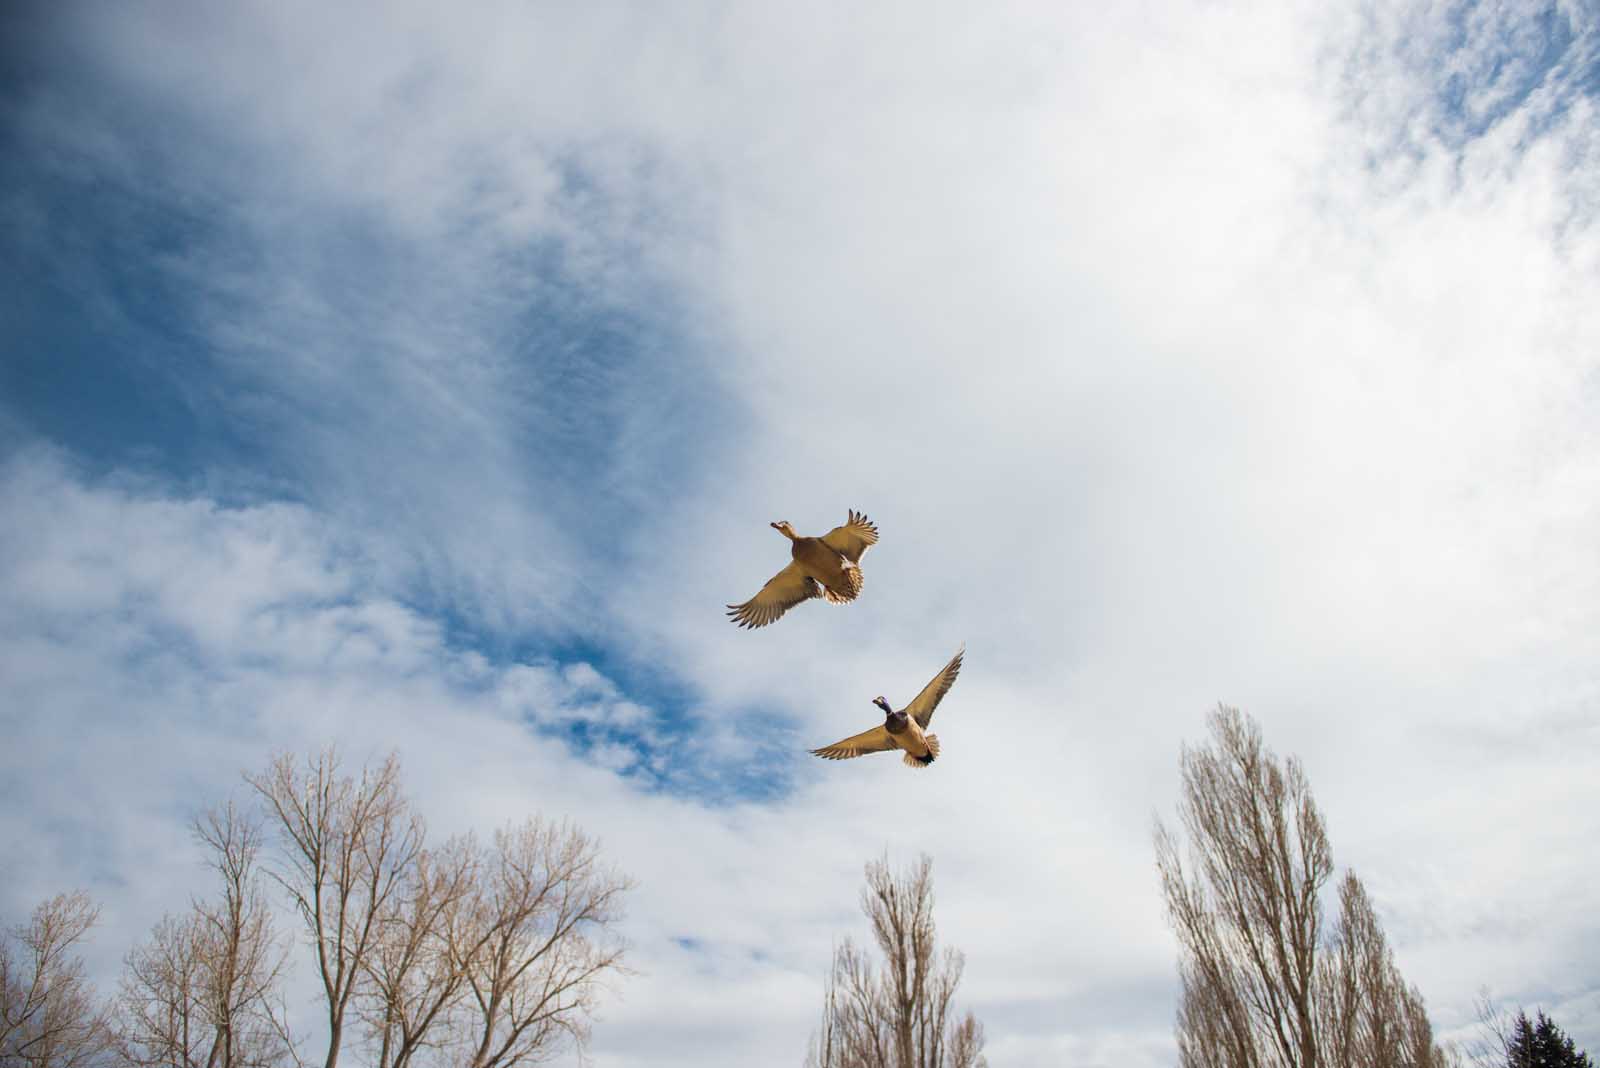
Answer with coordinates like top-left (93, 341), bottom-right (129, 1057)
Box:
top-left (811, 647), bottom-right (964, 769)
top-left (785, 530), bottom-right (861, 602)
top-left (881, 704), bottom-right (939, 766)
top-left (726, 511), bottom-right (877, 629)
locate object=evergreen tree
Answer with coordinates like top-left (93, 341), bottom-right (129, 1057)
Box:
top-left (1506, 1010), bottom-right (1594, 1068)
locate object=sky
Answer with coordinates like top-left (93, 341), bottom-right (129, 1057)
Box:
top-left (2, 1), bottom-right (1598, 1064)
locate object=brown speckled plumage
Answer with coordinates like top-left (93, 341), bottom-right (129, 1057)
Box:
top-left (725, 510), bottom-right (878, 629)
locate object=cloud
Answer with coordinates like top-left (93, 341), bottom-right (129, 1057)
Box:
top-left (5, 1), bottom-right (741, 643)
top-left (0, 449), bottom-right (876, 1064)
top-left (3, 1), bottom-right (1600, 1064)
top-left (0, 447), bottom-right (1176, 1065)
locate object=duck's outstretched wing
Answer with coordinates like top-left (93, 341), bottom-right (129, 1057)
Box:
top-left (810, 725), bottom-right (894, 760)
top-left (906, 646), bottom-right (965, 728)
top-left (726, 560), bottom-right (821, 629)
top-left (820, 510), bottom-right (878, 563)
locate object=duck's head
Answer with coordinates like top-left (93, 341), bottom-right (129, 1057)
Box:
top-left (770, 520), bottom-right (798, 540)
top-left (872, 696), bottom-right (893, 715)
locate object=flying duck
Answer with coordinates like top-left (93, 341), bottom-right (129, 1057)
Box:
top-left (811, 646), bottom-right (964, 768)
top-left (725, 510), bottom-right (879, 629)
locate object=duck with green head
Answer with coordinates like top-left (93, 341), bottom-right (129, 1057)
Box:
top-left (811, 647), bottom-right (964, 769)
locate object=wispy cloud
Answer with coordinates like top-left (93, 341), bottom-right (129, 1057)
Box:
top-left (3, 1), bottom-right (1600, 1064)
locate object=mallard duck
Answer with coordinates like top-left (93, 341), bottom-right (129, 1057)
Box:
top-left (811, 646), bottom-right (964, 768)
top-left (725, 510), bottom-right (879, 629)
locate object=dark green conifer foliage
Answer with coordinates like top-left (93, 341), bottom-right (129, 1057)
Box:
top-left (1506, 1010), bottom-right (1594, 1068)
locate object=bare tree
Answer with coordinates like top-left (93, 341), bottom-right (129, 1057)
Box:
top-left (1155, 706), bottom-right (1456, 1068)
top-left (122, 915), bottom-right (207, 1068)
top-left (1466, 994), bottom-right (1512, 1068)
top-left (357, 836), bottom-right (479, 1068)
top-left (243, 751), bottom-right (633, 1068)
top-left (1155, 707), bottom-right (1331, 1068)
top-left (122, 803), bottom-right (292, 1068)
top-left (246, 751), bottom-right (423, 1068)
top-left (806, 855), bottom-right (986, 1068)
top-left (809, 941), bottom-right (893, 1068)
top-left (1, 892), bottom-right (117, 1068)
top-left (457, 819), bottom-right (631, 1068)
top-left (1318, 872), bottom-right (1454, 1068)
top-left (191, 803), bottom-right (294, 1068)
top-left (1465, 994), bottom-right (1538, 1068)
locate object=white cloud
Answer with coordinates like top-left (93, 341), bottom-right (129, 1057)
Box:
top-left (0, 450), bottom-right (885, 1064)
top-left (5, 0), bottom-right (1600, 1064)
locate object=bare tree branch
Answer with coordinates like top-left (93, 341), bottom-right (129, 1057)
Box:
top-left (1155, 706), bottom-right (1458, 1068)
top-left (806, 855), bottom-right (987, 1068)
top-left (356, 835), bottom-right (479, 1068)
top-left (457, 819), bottom-right (632, 1068)
top-left (1, 892), bottom-right (117, 1068)
top-left (246, 749), bottom-right (422, 1068)
top-left (121, 802), bottom-right (293, 1068)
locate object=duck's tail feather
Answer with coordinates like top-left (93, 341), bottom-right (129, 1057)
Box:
top-left (902, 734), bottom-right (939, 768)
top-left (822, 563), bottom-right (864, 604)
